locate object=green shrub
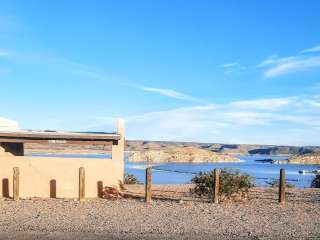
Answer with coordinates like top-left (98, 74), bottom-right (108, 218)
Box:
top-left (124, 173), bottom-right (140, 184)
top-left (191, 169), bottom-right (254, 200)
top-left (265, 180), bottom-right (295, 189)
top-left (311, 174), bottom-right (320, 188)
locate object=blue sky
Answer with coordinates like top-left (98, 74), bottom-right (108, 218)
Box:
top-left (1, 0), bottom-right (320, 145)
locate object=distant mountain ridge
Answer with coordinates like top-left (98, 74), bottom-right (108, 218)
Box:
top-left (125, 140), bottom-right (320, 156)
top-left (128, 146), bottom-right (240, 163)
top-left (25, 140), bottom-right (320, 156)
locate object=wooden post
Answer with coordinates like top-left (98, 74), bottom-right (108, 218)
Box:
top-left (97, 181), bottom-right (103, 198)
top-left (50, 179), bottom-right (57, 198)
top-left (79, 167), bottom-right (85, 201)
top-left (145, 167), bottom-right (152, 203)
top-left (279, 168), bottom-right (285, 204)
top-left (213, 169), bottom-right (220, 203)
top-left (13, 167), bottom-right (19, 201)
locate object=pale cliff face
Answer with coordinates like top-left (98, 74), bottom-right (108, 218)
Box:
top-left (0, 117), bottom-right (19, 131)
top-left (289, 152), bottom-right (320, 164)
top-left (128, 146), bottom-right (240, 163)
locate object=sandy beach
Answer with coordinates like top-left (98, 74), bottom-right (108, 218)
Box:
top-left (0, 185), bottom-right (319, 240)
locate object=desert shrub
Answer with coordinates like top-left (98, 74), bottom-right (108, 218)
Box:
top-left (311, 174), bottom-right (320, 188)
top-left (102, 186), bottom-right (122, 200)
top-left (124, 173), bottom-right (140, 184)
top-left (265, 180), bottom-right (295, 189)
top-left (191, 169), bottom-right (254, 200)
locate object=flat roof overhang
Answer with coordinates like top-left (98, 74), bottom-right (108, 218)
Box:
top-left (0, 130), bottom-right (121, 145)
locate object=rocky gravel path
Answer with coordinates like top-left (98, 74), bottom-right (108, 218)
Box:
top-left (0, 187), bottom-right (319, 240)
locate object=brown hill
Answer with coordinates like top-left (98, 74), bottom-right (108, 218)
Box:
top-left (288, 152), bottom-right (320, 164)
top-left (128, 146), bottom-right (240, 163)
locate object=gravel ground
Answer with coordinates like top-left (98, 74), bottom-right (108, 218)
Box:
top-left (0, 186), bottom-right (319, 240)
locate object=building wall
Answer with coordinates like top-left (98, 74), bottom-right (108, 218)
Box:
top-left (0, 155), bottom-right (124, 198)
top-left (0, 119), bottom-right (125, 199)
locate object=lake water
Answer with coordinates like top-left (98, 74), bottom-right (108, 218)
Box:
top-left (30, 153), bottom-right (320, 188)
top-left (126, 155), bottom-right (319, 188)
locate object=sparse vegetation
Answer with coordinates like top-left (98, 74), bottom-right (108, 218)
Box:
top-left (265, 179), bottom-right (295, 189)
top-left (191, 169), bottom-right (254, 200)
top-left (311, 174), bottom-right (320, 188)
top-left (102, 186), bottom-right (122, 200)
top-left (124, 173), bottom-right (140, 184)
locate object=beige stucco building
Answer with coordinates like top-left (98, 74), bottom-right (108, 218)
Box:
top-left (0, 119), bottom-right (125, 199)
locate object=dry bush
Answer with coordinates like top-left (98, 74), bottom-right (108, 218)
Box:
top-left (102, 186), bottom-right (122, 200)
top-left (311, 174), bottom-right (320, 188)
top-left (191, 169), bottom-right (254, 201)
top-left (124, 173), bottom-right (140, 184)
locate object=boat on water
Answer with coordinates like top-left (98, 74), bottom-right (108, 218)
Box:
top-left (299, 169), bottom-right (320, 175)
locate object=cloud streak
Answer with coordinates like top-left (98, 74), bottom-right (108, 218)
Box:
top-left (229, 97), bottom-right (292, 110)
top-left (90, 95), bottom-right (320, 145)
top-left (263, 56), bottom-right (320, 78)
top-left (256, 45), bottom-right (320, 78)
top-left (301, 45), bottom-right (320, 54)
top-left (1, 49), bottom-right (200, 104)
top-left (141, 86), bottom-right (199, 102)
top-left (218, 62), bottom-right (239, 68)
top-left (220, 44), bottom-right (320, 78)
top-left (218, 62), bottom-right (246, 74)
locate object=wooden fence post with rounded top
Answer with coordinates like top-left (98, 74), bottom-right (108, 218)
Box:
top-left (13, 167), bottom-right (19, 201)
top-left (213, 169), bottom-right (220, 203)
top-left (279, 168), bottom-right (286, 204)
top-left (145, 167), bottom-right (152, 203)
top-left (79, 167), bottom-right (85, 201)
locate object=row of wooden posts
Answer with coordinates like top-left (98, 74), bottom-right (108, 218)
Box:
top-left (145, 167), bottom-right (287, 204)
top-left (10, 166), bottom-right (287, 203)
top-left (11, 167), bottom-right (86, 201)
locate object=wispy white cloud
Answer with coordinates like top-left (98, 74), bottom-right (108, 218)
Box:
top-left (229, 97), bottom-right (292, 110)
top-left (218, 62), bottom-right (247, 74)
top-left (257, 57), bottom-right (274, 68)
top-left (263, 56), bottom-right (320, 78)
top-left (140, 86), bottom-right (199, 102)
top-left (305, 99), bottom-right (320, 107)
top-left (3, 49), bottom-right (205, 104)
top-left (90, 95), bottom-right (320, 145)
top-left (223, 44), bottom-right (320, 78)
top-left (218, 62), bottom-right (239, 68)
top-left (1, 49), bottom-right (202, 104)
top-left (301, 45), bottom-right (320, 54)
top-left (256, 44), bottom-right (320, 78)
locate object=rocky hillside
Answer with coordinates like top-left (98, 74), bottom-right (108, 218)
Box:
top-left (128, 146), bottom-right (240, 163)
top-left (24, 140), bottom-right (320, 164)
top-left (288, 152), bottom-right (320, 164)
top-left (126, 141), bottom-right (320, 155)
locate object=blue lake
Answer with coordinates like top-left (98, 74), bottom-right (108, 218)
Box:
top-left (126, 155), bottom-right (319, 188)
top-left (30, 153), bottom-right (320, 188)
